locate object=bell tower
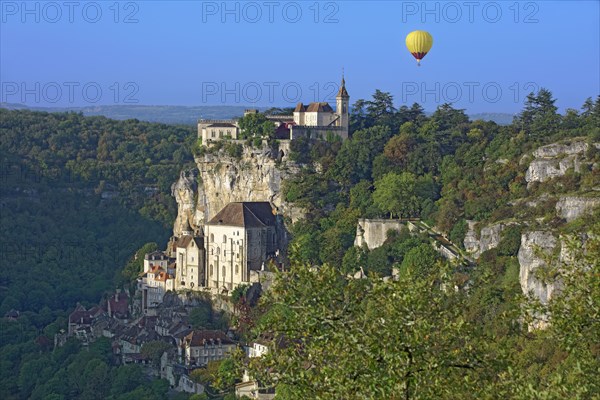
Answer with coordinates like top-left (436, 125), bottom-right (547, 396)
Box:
top-left (336, 74), bottom-right (350, 138)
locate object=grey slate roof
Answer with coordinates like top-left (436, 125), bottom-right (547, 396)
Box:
top-left (207, 202), bottom-right (276, 228)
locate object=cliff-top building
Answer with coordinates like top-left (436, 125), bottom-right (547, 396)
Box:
top-left (198, 75), bottom-right (350, 145)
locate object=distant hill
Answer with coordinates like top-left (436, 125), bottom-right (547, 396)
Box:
top-left (1, 103), bottom-right (515, 126)
top-left (0, 103), bottom-right (269, 125)
top-left (469, 113), bottom-right (516, 125)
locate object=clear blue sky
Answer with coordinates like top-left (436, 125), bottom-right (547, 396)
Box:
top-left (1, 0), bottom-right (599, 113)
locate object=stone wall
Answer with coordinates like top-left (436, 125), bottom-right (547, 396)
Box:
top-left (354, 219), bottom-right (405, 250)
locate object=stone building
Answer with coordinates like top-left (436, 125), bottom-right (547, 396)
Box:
top-left (139, 251), bottom-right (176, 314)
top-left (139, 265), bottom-right (175, 314)
top-left (198, 121), bottom-right (239, 144)
top-left (197, 75), bottom-right (350, 144)
top-left (180, 329), bottom-right (236, 366)
top-left (204, 202), bottom-right (279, 292)
top-left (174, 220), bottom-right (206, 291)
top-left (290, 76), bottom-right (350, 140)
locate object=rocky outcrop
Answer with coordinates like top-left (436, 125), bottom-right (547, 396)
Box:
top-left (171, 170), bottom-right (200, 237)
top-left (354, 219), bottom-right (406, 250)
top-left (172, 144), bottom-right (303, 237)
top-left (532, 141), bottom-right (588, 159)
top-left (518, 231), bottom-right (559, 305)
top-left (525, 157), bottom-right (582, 185)
top-left (525, 141), bottom-right (600, 187)
top-left (464, 221), bottom-right (517, 259)
top-left (196, 146), bottom-right (301, 222)
top-left (555, 196), bottom-right (600, 222)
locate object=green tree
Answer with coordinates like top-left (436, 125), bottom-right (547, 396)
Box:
top-left (248, 264), bottom-right (487, 399)
top-left (120, 242), bottom-right (158, 283)
top-left (238, 113), bottom-right (275, 139)
top-left (373, 172), bottom-right (419, 218)
top-left (515, 88), bottom-right (561, 138)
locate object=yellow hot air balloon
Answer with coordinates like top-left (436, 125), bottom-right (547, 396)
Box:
top-left (405, 30), bottom-right (433, 66)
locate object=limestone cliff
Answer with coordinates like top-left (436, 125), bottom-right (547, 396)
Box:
top-left (524, 140), bottom-right (600, 186)
top-left (172, 144), bottom-right (302, 237)
top-left (465, 139), bottom-right (600, 309)
top-left (555, 196), bottom-right (600, 222)
top-left (171, 169), bottom-right (200, 237)
top-left (464, 221), bottom-right (517, 259)
top-left (518, 231), bottom-right (559, 305)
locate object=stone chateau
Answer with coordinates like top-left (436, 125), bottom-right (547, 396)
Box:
top-left (198, 76), bottom-right (350, 144)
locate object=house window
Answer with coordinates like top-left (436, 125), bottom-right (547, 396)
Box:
top-left (210, 233), bottom-right (214, 242)
top-left (222, 266), bottom-right (226, 278)
top-left (223, 235), bottom-right (227, 243)
top-left (210, 265), bottom-right (213, 276)
top-left (235, 264), bottom-right (239, 275)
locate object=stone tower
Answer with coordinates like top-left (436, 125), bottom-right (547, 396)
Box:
top-left (336, 75), bottom-right (350, 137)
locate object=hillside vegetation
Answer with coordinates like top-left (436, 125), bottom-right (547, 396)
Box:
top-left (1, 90), bottom-right (599, 399)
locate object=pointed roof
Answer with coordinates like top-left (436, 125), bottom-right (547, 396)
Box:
top-left (207, 202), bottom-right (276, 228)
top-left (337, 77), bottom-right (349, 98)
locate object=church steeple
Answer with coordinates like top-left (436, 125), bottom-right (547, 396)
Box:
top-left (336, 73), bottom-right (350, 138)
top-left (336, 75), bottom-right (349, 99)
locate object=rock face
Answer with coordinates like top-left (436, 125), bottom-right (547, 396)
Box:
top-left (555, 196), bottom-right (600, 222)
top-left (171, 169), bottom-right (199, 237)
top-left (464, 221), bottom-right (516, 259)
top-left (197, 147), bottom-right (300, 222)
top-left (518, 231), bottom-right (559, 305)
top-left (532, 141), bottom-right (588, 159)
top-left (172, 144), bottom-right (302, 237)
top-left (525, 141), bottom-right (599, 187)
top-left (354, 219), bottom-right (406, 250)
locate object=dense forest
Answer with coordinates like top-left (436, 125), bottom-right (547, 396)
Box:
top-left (241, 90), bottom-right (600, 399)
top-left (1, 89), bottom-right (599, 399)
top-left (0, 110), bottom-right (196, 399)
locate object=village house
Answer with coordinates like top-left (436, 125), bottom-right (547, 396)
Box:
top-left (68, 304), bottom-right (106, 341)
top-left (246, 340), bottom-right (269, 358)
top-left (139, 260), bottom-right (176, 315)
top-left (174, 220), bottom-right (206, 291)
top-left (107, 289), bottom-right (130, 322)
top-left (235, 370), bottom-right (276, 400)
top-left (204, 202), bottom-right (279, 292)
top-left (180, 329), bottom-right (237, 366)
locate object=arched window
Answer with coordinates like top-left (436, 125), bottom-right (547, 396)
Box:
top-left (209, 265), bottom-right (213, 276)
top-left (210, 233), bottom-right (214, 242)
top-left (223, 235), bottom-right (227, 243)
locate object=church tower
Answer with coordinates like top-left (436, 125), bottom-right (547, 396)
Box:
top-left (336, 75), bottom-right (350, 138)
